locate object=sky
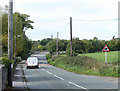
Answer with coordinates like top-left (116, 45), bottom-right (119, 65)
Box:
top-left (0, 0), bottom-right (120, 41)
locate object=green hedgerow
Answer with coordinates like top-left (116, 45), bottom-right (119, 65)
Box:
top-left (1, 56), bottom-right (12, 68)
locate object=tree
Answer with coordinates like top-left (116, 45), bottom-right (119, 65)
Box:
top-left (108, 39), bottom-right (118, 51)
top-left (118, 39), bottom-right (120, 51)
top-left (46, 39), bottom-right (68, 54)
top-left (58, 39), bottom-right (68, 51)
top-left (1, 6), bottom-right (34, 59)
top-left (38, 45), bottom-right (43, 50)
top-left (40, 38), bottom-right (52, 46)
top-left (47, 39), bottom-right (57, 54)
top-left (66, 38), bottom-right (85, 56)
top-left (17, 12), bottom-right (34, 31)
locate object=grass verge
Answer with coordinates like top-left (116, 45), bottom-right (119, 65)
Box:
top-left (47, 54), bottom-right (119, 77)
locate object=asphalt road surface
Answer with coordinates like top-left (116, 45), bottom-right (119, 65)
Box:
top-left (23, 52), bottom-right (118, 90)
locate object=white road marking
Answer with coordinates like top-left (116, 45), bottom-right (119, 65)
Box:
top-left (14, 74), bottom-right (22, 77)
top-left (41, 68), bottom-right (45, 71)
top-left (68, 82), bottom-right (87, 90)
top-left (46, 71), bottom-right (52, 74)
top-left (43, 69), bottom-right (87, 90)
top-left (54, 75), bottom-right (64, 80)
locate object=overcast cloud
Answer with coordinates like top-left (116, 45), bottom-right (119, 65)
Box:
top-left (1, 0), bottom-right (119, 40)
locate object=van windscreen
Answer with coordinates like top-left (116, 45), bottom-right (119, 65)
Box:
top-left (28, 59), bottom-right (36, 62)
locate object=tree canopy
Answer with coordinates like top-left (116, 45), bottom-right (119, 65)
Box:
top-left (1, 5), bottom-right (34, 59)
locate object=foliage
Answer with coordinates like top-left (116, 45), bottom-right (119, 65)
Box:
top-left (46, 53), bottom-right (52, 60)
top-left (17, 12), bottom-right (34, 30)
top-left (66, 37), bottom-right (119, 56)
top-left (0, 56), bottom-right (12, 68)
top-left (39, 38), bottom-right (52, 46)
top-left (1, 6), bottom-right (33, 59)
top-left (47, 39), bottom-right (68, 54)
top-left (38, 45), bottom-right (43, 50)
top-left (118, 39), bottom-right (120, 51)
top-left (46, 39), bottom-right (57, 54)
top-left (48, 56), bottom-right (119, 77)
top-left (31, 38), bottom-right (52, 51)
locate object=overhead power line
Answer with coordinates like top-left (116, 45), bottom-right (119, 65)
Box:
top-left (59, 21), bottom-right (69, 34)
top-left (75, 18), bottom-right (118, 22)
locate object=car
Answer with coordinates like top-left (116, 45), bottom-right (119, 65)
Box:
top-left (26, 57), bottom-right (39, 69)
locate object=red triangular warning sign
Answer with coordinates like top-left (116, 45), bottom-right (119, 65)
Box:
top-left (102, 44), bottom-right (110, 52)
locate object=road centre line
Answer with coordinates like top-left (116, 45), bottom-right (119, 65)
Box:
top-left (41, 68), bottom-right (45, 71)
top-left (46, 71), bottom-right (52, 74)
top-left (43, 69), bottom-right (87, 90)
top-left (68, 82), bottom-right (87, 90)
top-left (54, 75), bottom-right (64, 80)
top-left (43, 69), bottom-right (64, 80)
top-left (42, 69), bottom-right (52, 75)
top-left (42, 69), bottom-right (64, 80)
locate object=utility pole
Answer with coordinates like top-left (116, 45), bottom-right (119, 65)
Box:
top-left (14, 13), bottom-right (16, 66)
top-left (70, 17), bottom-right (72, 56)
top-left (51, 34), bottom-right (53, 39)
top-left (56, 32), bottom-right (58, 55)
top-left (8, 0), bottom-right (13, 87)
top-left (0, 9), bottom-right (2, 58)
top-left (36, 41), bottom-right (38, 53)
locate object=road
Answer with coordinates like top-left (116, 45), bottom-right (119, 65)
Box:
top-left (22, 52), bottom-right (118, 90)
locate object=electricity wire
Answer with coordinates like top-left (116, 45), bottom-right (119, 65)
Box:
top-left (74, 18), bottom-right (118, 22)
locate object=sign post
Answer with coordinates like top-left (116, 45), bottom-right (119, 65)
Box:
top-left (105, 52), bottom-right (107, 68)
top-left (102, 44), bottom-right (110, 69)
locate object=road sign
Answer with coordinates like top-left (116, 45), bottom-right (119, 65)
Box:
top-left (102, 44), bottom-right (110, 52)
top-left (102, 44), bottom-right (110, 69)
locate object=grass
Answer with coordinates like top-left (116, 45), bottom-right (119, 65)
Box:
top-left (78, 51), bottom-right (118, 63)
top-left (59, 54), bottom-right (66, 57)
top-left (47, 55), bottom-right (119, 77)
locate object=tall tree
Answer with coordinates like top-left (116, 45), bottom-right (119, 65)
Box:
top-left (1, 6), bottom-right (34, 59)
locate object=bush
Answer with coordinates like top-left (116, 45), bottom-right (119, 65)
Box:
top-left (0, 56), bottom-right (12, 68)
top-left (13, 57), bottom-right (21, 69)
top-left (48, 56), bottom-right (119, 77)
top-left (46, 54), bottom-right (52, 60)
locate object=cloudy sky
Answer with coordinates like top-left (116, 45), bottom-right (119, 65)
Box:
top-left (1, 0), bottom-right (119, 40)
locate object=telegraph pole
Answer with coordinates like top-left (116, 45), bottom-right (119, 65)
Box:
top-left (8, 0), bottom-right (13, 87)
top-left (51, 34), bottom-right (53, 39)
top-left (70, 17), bottom-right (72, 56)
top-left (14, 13), bottom-right (16, 66)
top-left (56, 32), bottom-right (58, 55)
top-left (0, 9), bottom-right (2, 58)
top-left (36, 41), bottom-right (38, 53)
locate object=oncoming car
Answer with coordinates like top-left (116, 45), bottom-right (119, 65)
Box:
top-left (26, 57), bottom-right (39, 69)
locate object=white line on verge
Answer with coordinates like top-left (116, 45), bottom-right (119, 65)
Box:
top-left (68, 82), bottom-right (87, 90)
top-left (54, 75), bottom-right (64, 80)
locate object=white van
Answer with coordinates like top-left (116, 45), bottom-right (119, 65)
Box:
top-left (26, 57), bottom-right (39, 69)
